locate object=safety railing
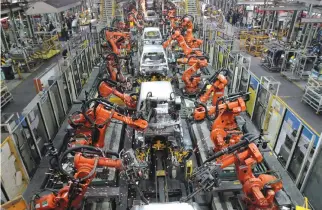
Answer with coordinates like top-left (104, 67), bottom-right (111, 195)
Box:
top-left (244, 71), bottom-right (321, 210)
top-left (0, 34), bottom-right (103, 206)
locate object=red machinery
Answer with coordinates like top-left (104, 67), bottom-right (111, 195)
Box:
top-left (104, 30), bottom-right (131, 55)
top-left (197, 69), bottom-right (229, 106)
top-left (193, 93), bottom-right (247, 152)
top-left (178, 56), bottom-right (208, 94)
top-left (104, 52), bottom-right (126, 83)
top-left (32, 146), bottom-right (145, 210)
top-left (68, 99), bottom-right (147, 148)
top-left (97, 78), bottom-right (137, 109)
top-left (186, 135), bottom-right (283, 210)
top-left (180, 15), bottom-right (203, 48)
top-left (214, 139), bottom-right (282, 210)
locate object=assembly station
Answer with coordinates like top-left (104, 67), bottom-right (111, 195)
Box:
top-left (1, 0), bottom-right (322, 209)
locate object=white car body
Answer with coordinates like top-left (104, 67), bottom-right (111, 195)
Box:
top-left (139, 45), bottom-right (169, 76)
top-left (141, 27), bottom-right (162, 45)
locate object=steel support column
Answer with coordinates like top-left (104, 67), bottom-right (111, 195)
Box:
top-left (287, 10), bottom-right (298, 42)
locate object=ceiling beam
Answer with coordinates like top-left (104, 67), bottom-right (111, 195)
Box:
top-left (301, 17), bottom-right (322, 23)
top-left (261, 5), bottom-right (307, 10)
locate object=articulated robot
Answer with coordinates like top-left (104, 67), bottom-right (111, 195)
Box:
top-left (193, 92), bottom-right (248, 153)
top-left (164, 8), bottom-right (181, 30)
top-left (68, 98), bottom-right (147, 148)
top-left (32, 146), bottom-right (146, 210)
top-left (163, 30), bottom-right (193, 55)
top-left (104, 52), bottom-right (126, 83)
top-left (183, 134), bottom-right (283, 210)
top-left (178, 56), bottom-right (208, 95)
top-left (180, 15), bottom-right (203, 49)
top-left (97, 78), bottom-right (137, 109)
top-left (103, 28), bottom-right (131, 55)
top-left (163, 30), bottom-right (203, 57)
top-left (196, 69), bottom-right (229, 105)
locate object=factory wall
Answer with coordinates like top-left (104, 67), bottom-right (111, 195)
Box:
top-left (0, 39), bottom-right (102, 206)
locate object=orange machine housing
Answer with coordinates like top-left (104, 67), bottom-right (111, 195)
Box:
top-left (69, 104), bottom-right (148, 148)
top-left (98, 80), bottom-right (137, 109)
top-left (199, 74), bottom-right (228, 105)
top-left (34, 154), bottom-right (122, 210)
top-left (180, 56), bottom-right (208, 94)
top-left (218, 144), bottom-right (282, 210)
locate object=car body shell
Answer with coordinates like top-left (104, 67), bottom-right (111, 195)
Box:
top-left (139, 45), bottom-right (169, 76)
top-left (141, 27), bottom-right (162, 45)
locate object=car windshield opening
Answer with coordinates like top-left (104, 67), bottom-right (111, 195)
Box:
top-left (144, 31), bottom-right (161, 39)
top-left (142, 52), bottom-right (166, 64)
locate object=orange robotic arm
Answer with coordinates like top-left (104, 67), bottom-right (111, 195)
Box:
top-left (104, 53), bottom-right (126, 83)
top-left (199, 74), bottom-right (228, 105)
top-left (163, 30), bottom-right (193, 56)
top-left (183, 134), bottom-right (282, 208)
top-left (218, 144), bottom-right (282, 210)
top-left (193, 96), bottom-right (246, 121)
top-left (98, 79), bottom-right (137, 109)
top-left (105, 31), bottom-right (131, 55)
top-left (84, 103), bottom-right (147, 147)
top-left (68, 99), bottom-right (147, 148)
top-left (33, 147), bottom-right (122, 210)
top-left (181, 56), bottom-right (208, 94)
top-left (181, 16), bottom-right (203, 48)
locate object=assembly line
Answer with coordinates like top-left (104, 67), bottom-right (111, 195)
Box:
top-left (23, 1), bottom-right (294, 210)
top-left (3, 0), bottom-right (322, 209)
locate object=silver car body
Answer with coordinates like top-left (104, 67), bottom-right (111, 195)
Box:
top-left (146, 0), bottom-right (154, 10)
top-left (144, 10), bottom-right (158, 23)
top-left (139, 45), bottom-right (169, 76)
top-left (141, 27), bottom-right (162, 45)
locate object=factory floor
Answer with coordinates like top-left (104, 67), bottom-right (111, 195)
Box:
top-left (1, 27), bottom-right (90, 114)
top-left (223, 23), bottom-right (322, 134)
top-left (249, 57), bottom-right (322, 134)
top-left (1, 55), bottom-right (62, 113)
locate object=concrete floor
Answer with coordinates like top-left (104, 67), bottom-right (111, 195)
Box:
top-left (0, 27), bottom-right (91, 113)
top-left (1, 54), bottom-right (62, 113)
top-left (221, 22), bottom-right (322, 134)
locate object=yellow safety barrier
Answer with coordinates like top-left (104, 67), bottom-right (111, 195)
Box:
top-left (185, 160), bottom-right (193, 179)
top-left (0, 137), bottom-right (29, 207)
top-left (296, 197), bottom-right (310, 210)
top-left (1, 196), bottom-right (27, 210)
top-left (245, 34), bottom-right (269, 57)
